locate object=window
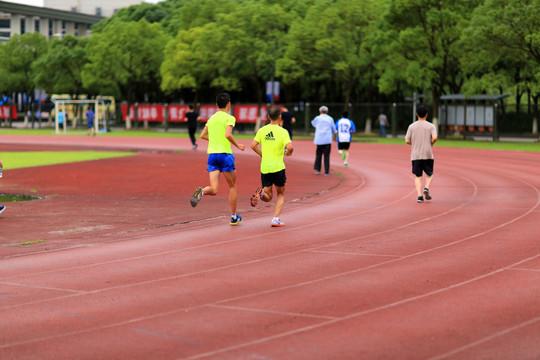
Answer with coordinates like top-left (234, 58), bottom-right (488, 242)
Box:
top-left (96, 7), bottom-right (102, 16)
top-left (71, 7), bottom-right (77, 12)
top-left (35, 19), bottom-right (39, 32)
top-left (20, 17), bottom-right (25, 34)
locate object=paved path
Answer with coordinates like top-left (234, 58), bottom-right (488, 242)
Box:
top-left (0, 134), bottom-right (539, 359)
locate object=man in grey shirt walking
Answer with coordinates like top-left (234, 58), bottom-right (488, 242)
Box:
top-left (405, 105), bottom-right (438, 203)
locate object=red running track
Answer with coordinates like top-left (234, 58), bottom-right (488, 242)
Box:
top-left (0, 134), bottom-right (539, 359)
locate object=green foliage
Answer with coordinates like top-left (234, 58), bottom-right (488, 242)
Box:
top-left (1, 0), bottom-right (540, 123)
top-left (82, 19), bottom-right (168, 100)
top-left (33, 36), bottom-right (89, 96)
top-left (0, 33), bottom-right (48, 94)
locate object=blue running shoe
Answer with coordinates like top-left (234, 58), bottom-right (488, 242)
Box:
top-left (230, 214), bottom-right (242, 226)
top-left (0, 205), bottom-right (5, 214)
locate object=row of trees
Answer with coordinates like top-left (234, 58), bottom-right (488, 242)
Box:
top-left (0, 0), bottom-right (539, 131)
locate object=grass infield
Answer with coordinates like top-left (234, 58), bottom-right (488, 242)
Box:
top-left (1, 151), bottom-right (135, 170)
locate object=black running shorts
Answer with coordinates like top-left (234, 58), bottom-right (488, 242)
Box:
top-left (338, 142), bottom-right (351, 150)
top-left (412, 159), bottom-right (434, 177)
top-left (261, 169), bottom-right (287, 187)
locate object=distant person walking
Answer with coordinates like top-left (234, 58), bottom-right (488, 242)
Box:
top-left (58, 110), bottom-right (65, 130)
top-left (311, 105), bottom-right (336, 175)
top-left (86, 107), bottom-right (95, 136)
top-left (335, 111), bottom-right (356, 167)
top-left (405, 105), bottom-right (437, 203)
top-left (280, 107), bottom-right (296, 139)
top-left (185, 104), bottom-right (201, 150)
top-left (250, 105), bottom-right (294, 227)
top-left (377, 111), bottom-right (388, 137)
top-left (190, 93), bottom-right (246, 225)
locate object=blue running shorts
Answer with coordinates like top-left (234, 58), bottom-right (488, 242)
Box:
top-left (207, 153), bottom-right (236, 172)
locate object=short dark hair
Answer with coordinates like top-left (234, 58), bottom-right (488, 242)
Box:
top-left (188, 104), bottom-right (194, 110)
top-left (216, 93), bottom-right (231, 109)
top-left (342, 111), bottom-right (348, 118)
top-left (417, 105), bottom-right (428, 118)
top-left (268, 105), bottom-right (281, 121)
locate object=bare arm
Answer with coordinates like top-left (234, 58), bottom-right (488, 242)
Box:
top-left (200, 125), bottom-right (209, 141)
top-left (285, 142), bottom-right (294, 156)
top-left (251, 140), bottom-right (262, 157)
top-left (225, 125), bottom-right (245, 151)
top-left (432, 134), bottom-right (438, 145)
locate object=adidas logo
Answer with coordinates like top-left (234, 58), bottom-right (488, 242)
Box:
top-left (265, 131), bottom-right (275, 141)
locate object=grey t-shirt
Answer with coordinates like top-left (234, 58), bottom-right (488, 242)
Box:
top-left (405, 120), bottom-right (437, 160)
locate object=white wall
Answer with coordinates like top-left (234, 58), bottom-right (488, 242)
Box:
top-left (43, 0), bottom-right (144, 17)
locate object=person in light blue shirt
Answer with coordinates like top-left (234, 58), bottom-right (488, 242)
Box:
top-left (311, 105), bottom-right (336, 175)
top-left (335, 111), bottom-right (356, 167)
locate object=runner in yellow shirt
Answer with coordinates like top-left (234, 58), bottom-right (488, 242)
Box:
top-left (190, 93), bottom-right (245, 225)
top-left (250, 105), bottom-right (294, 227)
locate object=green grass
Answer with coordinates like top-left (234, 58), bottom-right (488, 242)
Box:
top-left (1, 127), bottom-right (539, 152)
top-left (2, 151), bottom-right (135, 170)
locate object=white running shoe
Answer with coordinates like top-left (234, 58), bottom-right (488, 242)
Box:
top-left (271, 218), bottom-right (285, 227)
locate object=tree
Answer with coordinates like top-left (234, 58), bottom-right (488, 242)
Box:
top-left (161, 23), bottom-right (234, 103)
top-left (33, 35), bottom-right (89, 97)
top-left (376, 0), bottom-right (481, 125)
top-left (277, 0), bottom-right (382, 106)
top-left (82, 19), bottom-right (168, 126)
top-left (0, 32), bottom-right (48, 106)
top-left (466, 0), bottom-right (540, 134)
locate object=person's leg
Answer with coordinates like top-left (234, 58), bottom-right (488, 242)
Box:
top-left (314, 145), bottom-right (323, 172)
top-left (323, 144), bottom-right (331, 174)
top-left (425, 175), bottom-right (434, 189)
top-left (222, 170), bottom-right (238, 214)
top-left (202, 170), bottom-right (220, 196)
top-left (260, 185), bottom-right (272, 202)
top-left (188, 127), bottom-right (197, 146)
top-left (414, 176), bottom-right (423, 197)
top-left (344, 149), bottom-right (350, 164)
top-left (273, 185), bottom-right (286, 218)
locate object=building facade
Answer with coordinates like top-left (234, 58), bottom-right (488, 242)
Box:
top-left (43, 0), bottom-right (144, 18)
top-left (0, 0), bottom-right (144, 43)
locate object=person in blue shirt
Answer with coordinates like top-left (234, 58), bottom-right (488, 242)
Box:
top-left (335, 111), bottom-right (356, 167)
top-left (311, 105), bottom-right (336, 175)
top-left (86, 107), bottom-right (95, 136)
top-left (58, 110), bottom-right (65, 130)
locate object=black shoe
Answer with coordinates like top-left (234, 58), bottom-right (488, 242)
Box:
top-left (417, 196), bottom-right (424, 203)
top-left (423, 188), bottom-right (432, 200)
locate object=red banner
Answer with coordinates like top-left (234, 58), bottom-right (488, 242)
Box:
top-left (120, 104), bottom-right (268, 124)
top-left (0, 105), bottom-right (16, 119)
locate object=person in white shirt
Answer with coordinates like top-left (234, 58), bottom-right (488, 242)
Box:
top-left (335, 111), bottom-right (356, 167)
top-left (311, 106), bottom-right (337, 175)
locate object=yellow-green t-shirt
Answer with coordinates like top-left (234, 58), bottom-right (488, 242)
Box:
top-left (254, 124), bottom-right (291, 174)
top-left (206, 110), bottom-right (236, 154)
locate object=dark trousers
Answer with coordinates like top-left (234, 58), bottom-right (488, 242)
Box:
top-left (314, 144), bottom-right (331, 174)
top-left (188, 126), bottom-right (197, 146)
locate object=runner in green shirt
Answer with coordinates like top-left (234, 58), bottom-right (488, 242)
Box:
top-left (190, 93), bottom-right (245, 225)
top-left (250, 105), bottom-right (294, 227)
